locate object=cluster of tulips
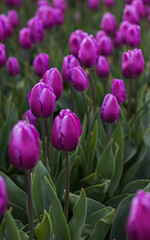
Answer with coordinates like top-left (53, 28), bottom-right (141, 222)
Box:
top-left (0, 0), bottom-right (150, 239)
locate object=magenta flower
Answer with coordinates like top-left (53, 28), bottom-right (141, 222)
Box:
top-left (6, 57), bottom-right (20, 76)
top-left (69, 30), bottom-right (88, 57)
top-left (0, 177), bottom-right (8, 219)
top-left (33, 53), bottom-right (50, 77)
top-left (96, 56), bottom-right (110, 78)
top-left (37, 0), bottom-right (50, 7)
top-left (0, 14), bottom-right (13, 39)
top-left (97, 35), bottom-right (113, 56)
top-left (36, 6), bottom-right (55, 29)
top-left (126, 24), bottom-right (141, 48)
top-left (53, 8), bottom-right (64, 26)
top-left (111, 79), bottom-right (127, 104)
top-left (29, 17), bottom-right (44, 43)
top-left (101, 12), bottom-right (117, 35)
top-left (19, 28), bottom-right (33, 49)
top-left (119, 21), bottom-right (131, 44)
top-left (7, 10), bottom-right (19, 28)
top-left (71, 66), bottom-right (89, 92)
top-left (22, 109), bottom-right (37, 127)
top-left (104, 0), bottom-right (115, 7)
top-left (113, 31), bottom-right (123, 48)
top-left (88, 0), bottom-right (100, 10)
top-left (52, 0), bottom-right (67, 11)
top-left (0, 44), bottom-right (7, 68)
top-left (123, 4), bottom-right (140, 25)
top-left (62, 55), bottom-right (80, 82)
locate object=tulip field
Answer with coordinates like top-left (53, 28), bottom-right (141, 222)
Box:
top-left (1, 0), bottom-right (150, 239)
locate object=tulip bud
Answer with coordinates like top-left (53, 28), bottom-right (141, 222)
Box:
top-left (126, 24), bottom-right (141, 48)
top-left (19, 28), bottom-right (33, 49)
top-left (96, 30), bottom-right (107, 42)
top-left (122, 50), bottom-right (133, 79)
top-left (127, 190), bottom-right (150, 240)
top-left (101, 12), bottom-right (117, 35)
top-left (9, 120), bottom-right (40, 170)
top-left (0, 44), bottom-right (7, 68)
top-left (42, 68), bottom-right (63, 100)
top-left (51, 109), bottom-right (82, 152)
top-left (6, 57), bottom-right (20, 76)
top-left (5, 0), bottom-right (22, 7)
top-left (0, 177), bottom-right (8, 219)
top-left (29, 17), bottom-right (44, 43)
top-left (53, 8), bottom-right (64, 26)
top-left (27, 82), bottom-right (56, 118)
top-left (111, 79), bottom-right (127, 104)
top-left (22, 109), bottom-right (37, 127)
top-left (132, 0), bottom-right (147, 19)
top-left (52, 0), bottom-right (67, 11)
top-left (113, 31), bottom-right (123, 48)
top-left (36, 6), bottom-right (55, 29)
top-left (119, 21), bottom-right (131, 44)
top-left (97, 35), bottom-right (113, 56)
top-left (96, 56), bottom-right (110, 78)
top-left (125, 0), bottom-right (133, 3)
top-left (0, 19), bottom-right (5, 42)
top-left (88, 0), bottom-right (100, 10)
top-left (69, 30), bottom-right (88, 57)
top-left (37, 0), bottom-right (50, 7)
top-left (33, 53), bottom-right (50, 77)
top-left (7, 10), bottom-right (19, 28)
top-left (0, 14), bottom-right (13, 39)
top-left (123, 5), bottom-right (140, 25)
top-left (104, 0), bottom-right (115, 8)
top-left (100, 94), bottom-right (120, 123)
top-left (71, 66), bottom-right (89, 92)
top-left (62, 55), bottom-right (80, 82)
top-left (78, 35), bottom-right (98, 68)
top-left (132, 49), bottom-right (144, 76)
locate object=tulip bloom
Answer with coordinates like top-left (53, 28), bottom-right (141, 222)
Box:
top-left (0, 44), bottom-right (7, 68)
top-left (0, 177), bottom-right (8, 219)
top-left (62, 55), bottom-right (80, 82)
top-left (52, 0), bottom-right (67, 11)
top-left (19, 28), bottom-right (33, 49)
top-left (71, 66), bottom-right (89, 92)
top-left (101, 12), bottom-right (117, 35)
top-left (111, 79), bottom-right (127, 104)
top-left (96, 56), bottom-right (110, 78)
top-left (22, 109), bottom-right (37, 127)
top-left (119, 21), bottom-right (131, 44)
top-left (51, 109), bottom-right (82, 152)
top-left (126, 24), bottom-right (141, 48)
top-left (88, 0), bottom-right (100, 10)
top-left (97, 35), bottom-right (113, 56)
top-left (53, 8), bottom-right (64, 26)
top-left (7, 10), bottom-right (19, 28)
top-left (69, 30), bottom-right (88, 57)
top-left (0, 14), bottom-right (13, 39)
top-left (33, 53), bottom-right (50, 77)
top-left (36, 6), bottom-right (55, 29)
top-left (29, 17), bottom-right (44, 43)
top-left (104, 0), bottom-right (115, 7)
top-left (6, 57), bottom-right (20, 76)
top-left (113, 31), bottom-right (123, 48)
top-left (123, 5), bottom-right (140, 25)
top-left (9, 120), bottom-right (40, 170)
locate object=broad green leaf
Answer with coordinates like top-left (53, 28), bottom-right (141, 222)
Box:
top-left (88, 219), bottom-right (111, 240)
top-left (96, 141), bottom-right (115, 180)
top-left (105, 194), bottom-right (129, 209)
top-left (35, 210), bottom-right (51, 240)
top-left (32, 161), bottom-right (56, 218)
top-left (5, 210), bottom-right (21, 240)
top-left (19, 231), bottom-right (29, 240)
top-left (123, 137), bottom-right (137, 163)
top-left (44, 177), bottom-right (71, 240)
top-left (121, 179), bottom-right (150, 194)
top-left (78, 145), bottom-right (87, 177)
top-left (111, 122), bottom-right (124, 157)
top-left (81, 172), bottom-right (103, 186)
top-left (144, 125), bottom-right (150, 146)
top-left (69, 189), bottom-right (87, 240)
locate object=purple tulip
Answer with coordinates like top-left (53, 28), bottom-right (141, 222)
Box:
top-left (0, 44), bottom-right (7, 68)
top-left (119, 21), bottom-right (131, 44)
top-left (69, 30), bottom-right (88, 57)
top-left (104, 0), bottom-right (115, 7)
top-left (22, 109), bottom-right (37, 127)
top-left (33, 53), bottom-right (50, 77)
top-left (101, 12), bottom-right (117, 35)
top-left (88, 0), bottom-right (100, 10)
top-left (5, 0), bottom-right (21, 7)
top-left (123, 5), bottom-right (140, 25)
top-left (52, 0), bottom-right (67, 11)
top-left (126, 24), bottom-right (141, 48)
top-left (125, 0), bottom-right (133, 3)
top-left (100, 94), bottom-right (120, 123)
top-left (96, 30), bottom-right (107, 42)
top-left (0, 14), bottom-right (13, 39)
top-left (111, 79), bottom-right (127, 104)
top-left (42, 68), bottom-right (63, 100)
top-left (71, 66), bottom-right (89, 92)
top-left (0, 19), bottom-right (5, 42)
top-left (19, 28), bottom-right (33, 49)
top-left (7, 10), bottom-right (19, 29)
top-left (53, 8), bottom-right (64, 26)
top-left (37, 0), bottom-right (50, 7)
top-left (62, 55), bottom-right (80, 82)
top-left (78, 35), bottom-right (98, 68)
top-left (132, 0), bottom-right (147, 19)
top-left (127, 190), bottom-right (150, 240)
top-left (9, 120), bottom-right (40, 170)
top-left (29, 17), bottom-right (44, 43)
top-left (113, 31), bottom-right (123, 48)
top-left (97, 35), bottom-right (113, 56)
top-left (6, 57), bottom-right (20, 76)
top-left (96, 56), bottom-right (110, 78)
top-left (27, 82), bottom-right (56, 118)
top-left (0, 177), bottom-right (8, 218)
top-left (51, 109), bottom-right (82, 152)
top-left (36, 6), bottom-right (55, 30)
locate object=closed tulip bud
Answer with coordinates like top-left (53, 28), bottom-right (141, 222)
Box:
top-left (114, 31), bottom-right (123, 48)
top-left (9, 120), bottom-right (40, 170)
top-left (6, 57), bottom-right (20, 76)
top-left (96, 56), bottom-right (110, 78)
top-left (69, 32), bottom-right (82, 57)
top-left (0, 177), bottom-right (8, 218)
top-left (0, 44), bottom-right (7, 68)
top-left (132, 0), bottom-right (147, 19)
top-left (101, 12), bottom-right (117, 35)
top-left (132, 49), bottom-right (144, 76)
top-left (123, 5), bottom-right (140, 25)
top-left (126, 24), bottom-right (141, 48)
top-left (111, 79), bottom-right (127, 104)
top-left (53, 0), bottom-right (67, 11)
top-left (53, 8), bottom-right (64, 26)
top-left (119, 21), bottom-right (131, 44)
top-left (33, 53), bottom-right (49, 77)
top-left (19, 28), bottom-right (33, 49)
top-left (42, 68), bottom-right (63, 100)
top-left (88, 0), bottom-right (100, 10)
top-left (71, 66), bottom-right (89, 92)
top-left (127, 190), bottom-right (150, 240)
top-left (0, 14), bottom-right (13, 39)
top-left (122, 51), bottom-right (133, 79)
top-left (0, 19), bottom-right (5, 42)
top-left (96, 30), bottom-right (107, 42)
top-left (37, 0), bottom-right (50, 7)
top-left (22, 109), bottom-right (37, 127)
top-left (78, 35), bottom-right (98, 68)
top-left (100, 94), bottom-right (120, 123)
top-left (5, 0), bottom-right (22, 7)
top-left (104, 0), bottom-right (115, 8)
top-left (29, 17), bottom-right (44, 43)
top-left (7, 10), bottom-right (19, 28)
top-left (62, 55), bottom-right (80, 82)
top-left (27, 82), bottom-right (56, 118)
top-left (51, 109), bottom-right (82, 152)
top-left (36, 6), bottom-right (55, 29)
top-left (97, 35), bottom-right (113, 56)
top-left (75, 29), bottom-right (88, 40)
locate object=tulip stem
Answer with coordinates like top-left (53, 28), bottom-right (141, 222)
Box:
top-left (105, 124), bottom-right (109, 146)
top-left (82, 92), bottom-right (90, 134)
top-left (26, 171), bottom-right (34, 240)
top-left (40, 118), bottom-right (47, 168)
top-left (50, 115), bottom-right (54, 177)
top-left (89, 68), bottom-right (96, 112)
top-left (0, 70), bottom-right (5, 119)
top-left (134, 78), bottom-right (138, 120)
top-left (69, 82), bottom-right (74, 112)
top-left (64, 152), bottom-right (70, 221)
top-left (127, 79), bottom-right (132, 120)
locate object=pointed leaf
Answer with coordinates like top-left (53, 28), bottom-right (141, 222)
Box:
top-left (35, 210), bottom-right (51, 240)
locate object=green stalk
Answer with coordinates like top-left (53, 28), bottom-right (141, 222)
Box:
top-left (64, 152), bottom-right (70, 221)
top-left (50, 115), bottom-right (54, 177)
top-left (82, 91), bottom-right (90, 134)
top-left (89, 68), bottom-right (96, 112)
top-left (134, 78), bottom-right (138, 120)
top-left (0, 69), bottom-right (5, 119)
top-left (127, 79), bottom-right (132, 120)
top-left (40, 118), bottom-right (47, 167)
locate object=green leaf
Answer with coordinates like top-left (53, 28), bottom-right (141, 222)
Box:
top-left (32, 161), bottom-right (56, 218)
top-left (144, 125), bottom-right (150, 146)
top-left (44, 177), bottom-right (71, 240)
top-left (121, 179), bottom-right (150, 194)
top-left (69, 189), bottom-right (87, 240)
top-left (96, 141), bottom-right (115, 180)
top-left (105, 194), bottom-right (129, 209)
top-left (123, 137), bottom-right (137, 163)
top-left (81, 172), bottom-right (103, 186)
top-left (111, 122), bottom-right (124, 157)
top-left (35, 210), bottom-right (51, 240)
top-left (19, 231), bottom-right (29, 240)
top-left (5, 210), bottom-right (21, 240)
